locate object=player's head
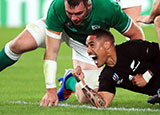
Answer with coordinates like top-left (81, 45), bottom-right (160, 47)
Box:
top-left (65, 0), bottom-right (92, 25)
top-left (86, 29), bottom-right (115, 67)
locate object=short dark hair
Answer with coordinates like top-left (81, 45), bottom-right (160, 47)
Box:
top-left (65, 0), bottom-right (89, 8)
top-left (90, 29), bottom-right (115, 44)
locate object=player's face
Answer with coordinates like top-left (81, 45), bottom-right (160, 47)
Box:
top-left (86, 35), bottom-right (108, 68)
top-left (65, 1), bottom-right (90, 25)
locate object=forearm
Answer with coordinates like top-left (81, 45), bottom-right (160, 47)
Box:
top-left (78, 80), bottom-right (106, 108)
top-left (43, 35), bottom-right (61, 88)
top-left (72, 66), bottom-right (115, 108)
top-left (148, 0), bottom-right (160, 22)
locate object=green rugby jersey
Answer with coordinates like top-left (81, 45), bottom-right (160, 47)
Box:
top-left (46, 0), bottom-right (131, 44)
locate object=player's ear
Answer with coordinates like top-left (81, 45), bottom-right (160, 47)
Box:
top-left (104, 41), bottom-right (111, 50)
top-left (88, 0), bottom-right (92, 9)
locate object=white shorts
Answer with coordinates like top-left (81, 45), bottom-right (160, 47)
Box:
top-left (114, 0), bottom-right (142, 9)
top-left (26, 19), bottom-right (96, 66)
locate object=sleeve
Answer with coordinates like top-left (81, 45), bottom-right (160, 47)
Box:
top-left (45, 2), bottom-right (64, 32)
top-left (110, 2), bottom-right (132, 34)
top-left (98, 67), bottom-right (117, 94)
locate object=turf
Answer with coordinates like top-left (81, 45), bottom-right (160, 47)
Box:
top-left (0, 25), bottom-right (160, 115)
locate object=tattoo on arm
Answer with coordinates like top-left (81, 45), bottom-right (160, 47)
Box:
top-left (73, 74), bottom-right (106, 108)
top-left (82, 85), bottom-right (106, 108)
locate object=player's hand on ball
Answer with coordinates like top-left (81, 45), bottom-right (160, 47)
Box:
top-left (40, 88), bottom-right (59, 107)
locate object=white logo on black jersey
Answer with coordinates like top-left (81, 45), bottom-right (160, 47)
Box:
top-left (130, 60), bottom-right (140, 72)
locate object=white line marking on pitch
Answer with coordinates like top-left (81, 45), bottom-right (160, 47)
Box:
top-left (6, 101), bottom-right (160, 112)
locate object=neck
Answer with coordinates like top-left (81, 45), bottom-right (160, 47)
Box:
top-left (106, 45), bottom-right (117, 67)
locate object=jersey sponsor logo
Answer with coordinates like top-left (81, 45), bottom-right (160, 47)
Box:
top-left (112, 73), bottom-right (123, 84)
top-left (130, 60), bottom-right (140, 72)
top-left (91, 25), bottom-right (101, 30)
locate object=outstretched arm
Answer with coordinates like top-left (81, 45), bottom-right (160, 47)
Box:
top-left (72, 66), bottom-right (114, 108)
top-left (137, 0), bottom-right (160, 24)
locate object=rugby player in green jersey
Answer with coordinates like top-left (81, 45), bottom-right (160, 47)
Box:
top-left (40, 0), bottom-right (144, 106)
top-left (0, 0), bottom-right (144, 107)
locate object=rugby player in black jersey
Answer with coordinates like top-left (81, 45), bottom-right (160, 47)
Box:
top-left (72, 27), bottom-right (160, 108)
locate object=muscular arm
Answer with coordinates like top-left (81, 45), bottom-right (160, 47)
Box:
top-left (72, 66), bottom-right (114, 108)
top-left (40, 32), bottom-right (61, 107)
top-left (123, 21), bottom-right (145, 40)
top-left (44, 35), bottom-right (61, 60)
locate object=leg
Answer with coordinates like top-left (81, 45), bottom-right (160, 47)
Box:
top-left (10, 29), bottom-right (37, 54)
top-left (57, 33), bottom-right (102, 103)
top-left (57, 61), bottom-right (101, 103)
top-left (147, 88), bottom-right (160, 104)
top-left (0, 19), bottom-right (46, 71)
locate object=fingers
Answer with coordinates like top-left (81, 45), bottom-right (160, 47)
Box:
top-left (48, 100), bottom-right (54, 107)
top-left (54, 99), bottom-right (59, 106)
top-left (72, 66), bottom-right (82, 77)
top-left (40, 96), bottom-right (46, 106)
top-left (40, 97), bottom-right (52, 107)
top-left (40, 94), bottom-right (59, 107)
top-left (40, 98), bottom-right (57, 107)
top-left (137, 16), bottom-right (153, 24)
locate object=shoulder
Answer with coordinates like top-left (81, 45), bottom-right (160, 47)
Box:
top-left (118, 39), bottom-right (149, 48)
top-left (117, 39), bottom-right (159, 58)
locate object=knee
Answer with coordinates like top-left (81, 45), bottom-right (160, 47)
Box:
top-left (9, 30), bottom-right (37, 54)
top-left (10, 39), bottom-right (24, 54)
top-left (154, 16), bottom-right (160, 27)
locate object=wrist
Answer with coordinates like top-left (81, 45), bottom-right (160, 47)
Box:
top-left (44, 60), bottom-right (57, 88)
top-left (143, 71), bottom-right (152, 83)
top-left (46, 88), bottom-right (57, 93)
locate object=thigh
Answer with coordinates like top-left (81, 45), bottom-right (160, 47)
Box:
top-left (10, 29), bottom-right (38, 54)
top-left (26, 19), bottom-right (46, 48)
top-left (10, 19), bottom-right (46, 54)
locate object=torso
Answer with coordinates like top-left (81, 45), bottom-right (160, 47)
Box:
top-left (45, 0), bottom-right (131, 44)
top-left (98, 40), bottom-right (160, 96)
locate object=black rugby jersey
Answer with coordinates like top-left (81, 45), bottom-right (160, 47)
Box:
top-left (98, 39), bottom-right (160, 96)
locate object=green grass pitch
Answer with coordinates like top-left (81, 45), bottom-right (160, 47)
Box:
top-left (0, 25), bottom-right (160, 115)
